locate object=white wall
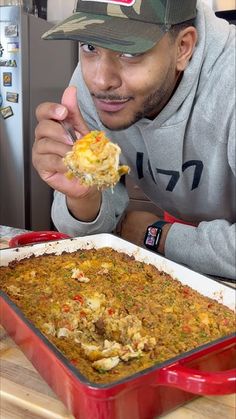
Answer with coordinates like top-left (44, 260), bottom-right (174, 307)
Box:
top-left (47, 0), bottom-right (75, 24)
top-left (213, 0), bottom-right (236, 11)
top-left (202, 0), bottom-right (236, 10)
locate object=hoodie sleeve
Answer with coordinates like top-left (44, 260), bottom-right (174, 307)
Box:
top-left (165, 220), bottom-right (235, 279)
top-left (165, 118), bottom-right (236, 280)
top-left (51, 181), bottom-right (129, 237)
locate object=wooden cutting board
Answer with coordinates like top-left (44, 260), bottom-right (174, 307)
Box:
top-left (0, 326), bottom-right (74, 418)
top-left (0, 326), bottom-right (235, 419)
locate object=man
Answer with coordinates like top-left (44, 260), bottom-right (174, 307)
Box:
top-left (32, 0), bottom-right (236, 279)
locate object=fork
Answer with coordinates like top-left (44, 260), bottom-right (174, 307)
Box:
top-left (60, 120), bottom-right (77, 143)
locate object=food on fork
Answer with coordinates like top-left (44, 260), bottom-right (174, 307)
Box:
top-left (63, 130), bottom-right (130, 188)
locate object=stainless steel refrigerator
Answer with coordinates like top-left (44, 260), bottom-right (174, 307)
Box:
top-left (0, 5), bottom-right (77, 230)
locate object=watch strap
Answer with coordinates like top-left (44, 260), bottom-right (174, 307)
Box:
top-left (151, 221), bottom-right (169, 229)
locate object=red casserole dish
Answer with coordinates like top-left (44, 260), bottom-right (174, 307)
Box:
top-left (8, 230), bottom-right (70, 247)
top-left (0, 233), bottom-right (235, 419)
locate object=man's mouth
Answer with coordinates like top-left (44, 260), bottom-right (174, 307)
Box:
top-left (92, 95), bottom-right (132, 113)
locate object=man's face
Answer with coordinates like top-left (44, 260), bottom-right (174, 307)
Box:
top-left (80, 34), bottom-right (180, 131)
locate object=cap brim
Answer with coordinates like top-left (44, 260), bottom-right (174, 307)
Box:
top-left (42, 12), bottom-right (167, 54)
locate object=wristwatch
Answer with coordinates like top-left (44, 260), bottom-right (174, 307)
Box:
top-left (144, 221), bottom-right (169, 252)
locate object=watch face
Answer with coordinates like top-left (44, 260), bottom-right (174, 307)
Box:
top-left (144, 226), bottom-right (161, 249)
top-left (145, 226), bottom-right (158, 246)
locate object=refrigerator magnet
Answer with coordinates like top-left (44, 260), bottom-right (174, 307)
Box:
top-left (0, 59), bottom-right (17, 67)
top-left (0, 93), bottom-right (3, 108)
top-left (6, 92), bottom-right (19, 103)
top-left (0, 106), bottom-right (14, 119)
top-left (0, 59), bottom-right (8, 67)
top-left (5, 24), bottom-right (18, 38)
top-left (3, 73), bottom-right (12, 86)
top-left (0, 42), bottom-right (4, 57)
top-left (7, 42), bottom-right (19, 53)
top-left (9, 59), bottom-right (17, 67)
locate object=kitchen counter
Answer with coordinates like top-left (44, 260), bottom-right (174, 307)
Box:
top-left (0, 225), bottom-right (235, 419)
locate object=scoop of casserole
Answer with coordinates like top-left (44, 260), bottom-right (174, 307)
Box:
top-left (63, 130), bottom-right (130, 188)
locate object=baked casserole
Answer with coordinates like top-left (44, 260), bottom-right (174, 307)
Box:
top-left (63, 130), bottom-right (130, 188)
top-left (0, 247), bottom-right (235, 384)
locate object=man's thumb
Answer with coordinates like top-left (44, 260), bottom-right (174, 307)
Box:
top-left (61, 85), bottom-right (89, 136)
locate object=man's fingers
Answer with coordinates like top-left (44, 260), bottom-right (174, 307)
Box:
top-left (33, 136), bottom-right (72, 159)
top-left (35, 87), bottom-right (90, 139)
top-left (36, 102), bottom-right (68, 122)
top-left (61, 85), bottom-right (89, 136)
top-left (32, 151), bottom-right (67, 174)
top-left (35, 119), bottom-right (74, 145)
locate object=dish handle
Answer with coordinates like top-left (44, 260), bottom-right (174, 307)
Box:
top-left (9, 231), bottom-right (71, 247)
top-left (158, 337), bottom-right (236, 395)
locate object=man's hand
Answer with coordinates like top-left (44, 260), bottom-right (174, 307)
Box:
top-left (33, 85), bottom-right (92, 198)
top-left (118, 210), bottom-right (171, 254)
top-left (32, 86), bottom-right (102, 222)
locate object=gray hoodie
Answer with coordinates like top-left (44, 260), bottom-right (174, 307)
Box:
top-left (52, 1), bottom-right (236, 279)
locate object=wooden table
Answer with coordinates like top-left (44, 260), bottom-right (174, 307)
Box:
top-left (0, 226), bottom-right (235, 419)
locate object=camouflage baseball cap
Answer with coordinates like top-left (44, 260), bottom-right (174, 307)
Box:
top-left (42, 0), bottom-right (197, 54)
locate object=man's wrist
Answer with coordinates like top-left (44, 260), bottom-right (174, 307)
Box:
top-left (66, 189), bottom-right (102, 222)
top-left (156, 222), bottom-right (171, 254)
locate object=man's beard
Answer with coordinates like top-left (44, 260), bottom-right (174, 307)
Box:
top-left (92, 86), bottom-right (167, 132)
top-left (93, 64), bottom-right (178, 131)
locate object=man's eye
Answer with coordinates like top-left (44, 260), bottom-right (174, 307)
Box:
top-left (80, 44), bottom-right (96, 52)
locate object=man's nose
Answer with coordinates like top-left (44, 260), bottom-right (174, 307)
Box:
top-left (93, 56), bottom-right (122, 91)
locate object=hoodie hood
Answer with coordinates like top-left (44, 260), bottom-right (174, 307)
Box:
top-left (149, 0), bottom-right (233, 127)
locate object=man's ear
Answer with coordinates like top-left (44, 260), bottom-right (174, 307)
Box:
top-left (176, 27), bottom-right (198, 71)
